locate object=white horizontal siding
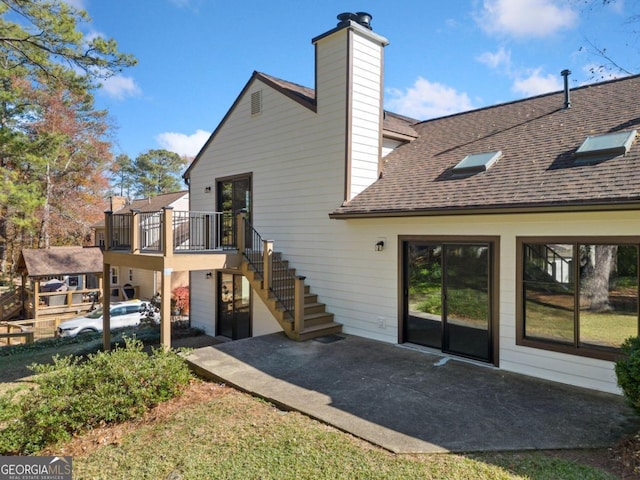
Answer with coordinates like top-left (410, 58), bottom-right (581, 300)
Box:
top-left (325, 211), bottom-right (640, 394)
top-left (348, 32), bottom-right (383, 199)
top-left (186, 23), bottom-right (639, 395)
top-left (189, 270), bottom-right (216, 336)
top-left (382, 138), bottom-right (404, 157)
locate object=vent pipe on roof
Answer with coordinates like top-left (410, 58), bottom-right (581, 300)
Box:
top-left (561, 69), bottom-right (571, 109)
top-left (337, 12), bottom-right (373, 30)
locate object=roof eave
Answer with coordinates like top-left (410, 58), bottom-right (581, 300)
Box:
top-left (329, 200), bottom-right (640, 219)
top-left (382, 130), bottom-right (417, 142)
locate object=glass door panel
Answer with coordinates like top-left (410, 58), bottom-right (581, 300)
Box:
top-left (234, 275), bottom-right (251, 339)
top-left (405, 243), bottom-right (442, 349)
top-left (217, 272), bottom-right (251, 340)
top-left (217, 176), bottom-right (251, 249)
top-left (218, 273), bottom-right (234, 338)
top-left (443, 245), bottom-right (491, 361)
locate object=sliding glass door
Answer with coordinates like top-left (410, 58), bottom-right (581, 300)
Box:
top-left (404, 241), bottom-right (494, 363)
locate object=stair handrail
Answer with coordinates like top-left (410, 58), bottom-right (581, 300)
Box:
top-left (240, 215), bottom-right (298, 321)
top-left (525, 244), bottom-right (573, 284)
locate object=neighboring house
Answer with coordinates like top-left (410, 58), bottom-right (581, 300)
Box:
top-left (106, 13), bottom-right (640, 395)
top-left (94, 191), bottom-right (190, 300)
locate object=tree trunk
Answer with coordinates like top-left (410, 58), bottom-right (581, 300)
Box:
top-left (38, 164), bottom-right (52, 249)
top-left (582, 245), bottom-right (617, 312)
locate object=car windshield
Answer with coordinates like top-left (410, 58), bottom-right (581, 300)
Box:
top-left (85, 309), bottom-right (103, 319)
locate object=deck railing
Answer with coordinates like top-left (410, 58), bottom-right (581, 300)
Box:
top-left (106, 209), bottom-right (226, 254)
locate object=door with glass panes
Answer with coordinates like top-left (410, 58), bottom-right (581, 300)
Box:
top-left (217, 272), bottom-right (251, 340)
top-left (402, 240), bottom-right (496, 363)
top-left (217, 175), bottom-right (251, 249)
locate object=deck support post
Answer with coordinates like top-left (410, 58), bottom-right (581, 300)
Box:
top-left (160, 267), bottom-right (172, 351)
top-left (102, 260), bottom-right (111, 351)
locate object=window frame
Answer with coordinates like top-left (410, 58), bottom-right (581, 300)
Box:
top-left (516, 236), bottom-right (640, 361)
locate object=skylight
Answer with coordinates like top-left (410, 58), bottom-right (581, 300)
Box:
top-left (575, 130), bottom-right (637, 159)
top-left (452, 151), bottom-right (502, 175)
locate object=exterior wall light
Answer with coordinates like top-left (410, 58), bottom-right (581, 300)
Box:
top-left (375, 240), bottom-right (384, 252)
top-left (204, 186), bottom-right (212, 193)
top-left (205, 272), bottom-right (213, 279)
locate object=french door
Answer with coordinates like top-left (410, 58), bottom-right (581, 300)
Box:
top-left (217, 272), bottom-right (251, 340)
top-left (217, 174), bottom-right (251, 249)
top-left (403, 240), bottom-right (496, 363)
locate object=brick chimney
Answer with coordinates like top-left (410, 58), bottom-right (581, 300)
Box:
top-left (109, 195), bottom-right (128, 212)
top-left (312, 13), bottom-right (389, 201)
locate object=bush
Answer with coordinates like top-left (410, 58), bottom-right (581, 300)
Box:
top-left (0, 336), bottom-right (192, 454)
top-left (615, 336), bottom-right (640, 415)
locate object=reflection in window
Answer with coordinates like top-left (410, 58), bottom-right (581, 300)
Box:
top-left (579, 245), bottom-right (638, 349)
top-left (522, 241), bottom-right (639, 356)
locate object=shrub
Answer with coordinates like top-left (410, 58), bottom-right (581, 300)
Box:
top-left (0, 336), bottom-right (192, 454)
top-left (171, 286), bottom-right (190, 313)
top-left (615, 336), bottom-right (640, 415)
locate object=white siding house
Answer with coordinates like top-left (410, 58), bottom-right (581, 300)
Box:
top-left (184, 13), bottom-right (640, 395)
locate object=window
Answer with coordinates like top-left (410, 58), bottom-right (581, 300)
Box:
top-left (452, 151), bottom-right (502, 175)
top-left (518, 238), bottom-right (639, 360)
top-left (126, 304), bottom-right (141, 314)
top-left (111, 267), bottom-right (119, 285)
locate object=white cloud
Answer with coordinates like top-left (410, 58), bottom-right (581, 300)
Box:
top-left (100, 75), bottom-right (142, 100)
top-left (156, 129), bottom-right (211, 157)
top-left (386, 77), bottom-right (474, 120)
top-left (478, 0), bottom-right (577, 38)
top-left (512, 68), bottom-right (562, 96)
top-left (477, 47), bottom-right (512, 70)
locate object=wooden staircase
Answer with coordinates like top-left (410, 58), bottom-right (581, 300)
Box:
top-left (239, 250), bottom-right (342, 341)
top-left (0, 290), bottom-right (22, 322)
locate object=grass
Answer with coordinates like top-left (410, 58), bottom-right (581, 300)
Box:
top-left (0, 332), bottom-right (624, 480)
top-left (525, 300), bottom-right (637, 347)
top-left (69, 385), bottom-right (617, 480)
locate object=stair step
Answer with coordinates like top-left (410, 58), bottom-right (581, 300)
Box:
top-left (240, 254), bottom-right (341, 342)
top-left (297, 322), bottom-right (343, 341)
top-left (303, 311), bottom-right (334, 327)
top-left (304, 302), bottom-right (326, 315)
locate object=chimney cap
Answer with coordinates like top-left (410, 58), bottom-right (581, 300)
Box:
top-left (337, 11), bottom-right (373, 30)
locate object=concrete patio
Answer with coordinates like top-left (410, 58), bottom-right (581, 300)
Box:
top-left (185, 332), bottom-right (639, 454)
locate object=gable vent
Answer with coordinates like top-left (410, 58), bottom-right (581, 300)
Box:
top-left (251, 90), bottom-right (262, 116)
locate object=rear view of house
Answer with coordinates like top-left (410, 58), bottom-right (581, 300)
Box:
top-left (107, 13), bottom-right (640, 395)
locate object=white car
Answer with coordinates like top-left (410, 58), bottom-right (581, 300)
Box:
top-left (56, 300), bottom-right (153, 337)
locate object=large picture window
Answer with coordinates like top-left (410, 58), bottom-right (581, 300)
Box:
top-left (517, 238), bottom-right (639, 360)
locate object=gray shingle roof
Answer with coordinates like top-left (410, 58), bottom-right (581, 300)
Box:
top-left (116, 190), bottom-right (188, 214)
top-left (331, 74), bottom-right (640, 217)
top-left (93, 191), bottom-right (188, 228)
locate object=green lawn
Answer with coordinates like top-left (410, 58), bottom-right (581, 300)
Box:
top-left (525, 300), bottom-right (637, 348)
top-left (69, 384), bottom-right (617, 480)
top-left (0, 333), bottom-right (625, 480)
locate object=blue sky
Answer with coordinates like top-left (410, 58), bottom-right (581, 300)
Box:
top-left (68, 0), bottom-right (637, 159)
